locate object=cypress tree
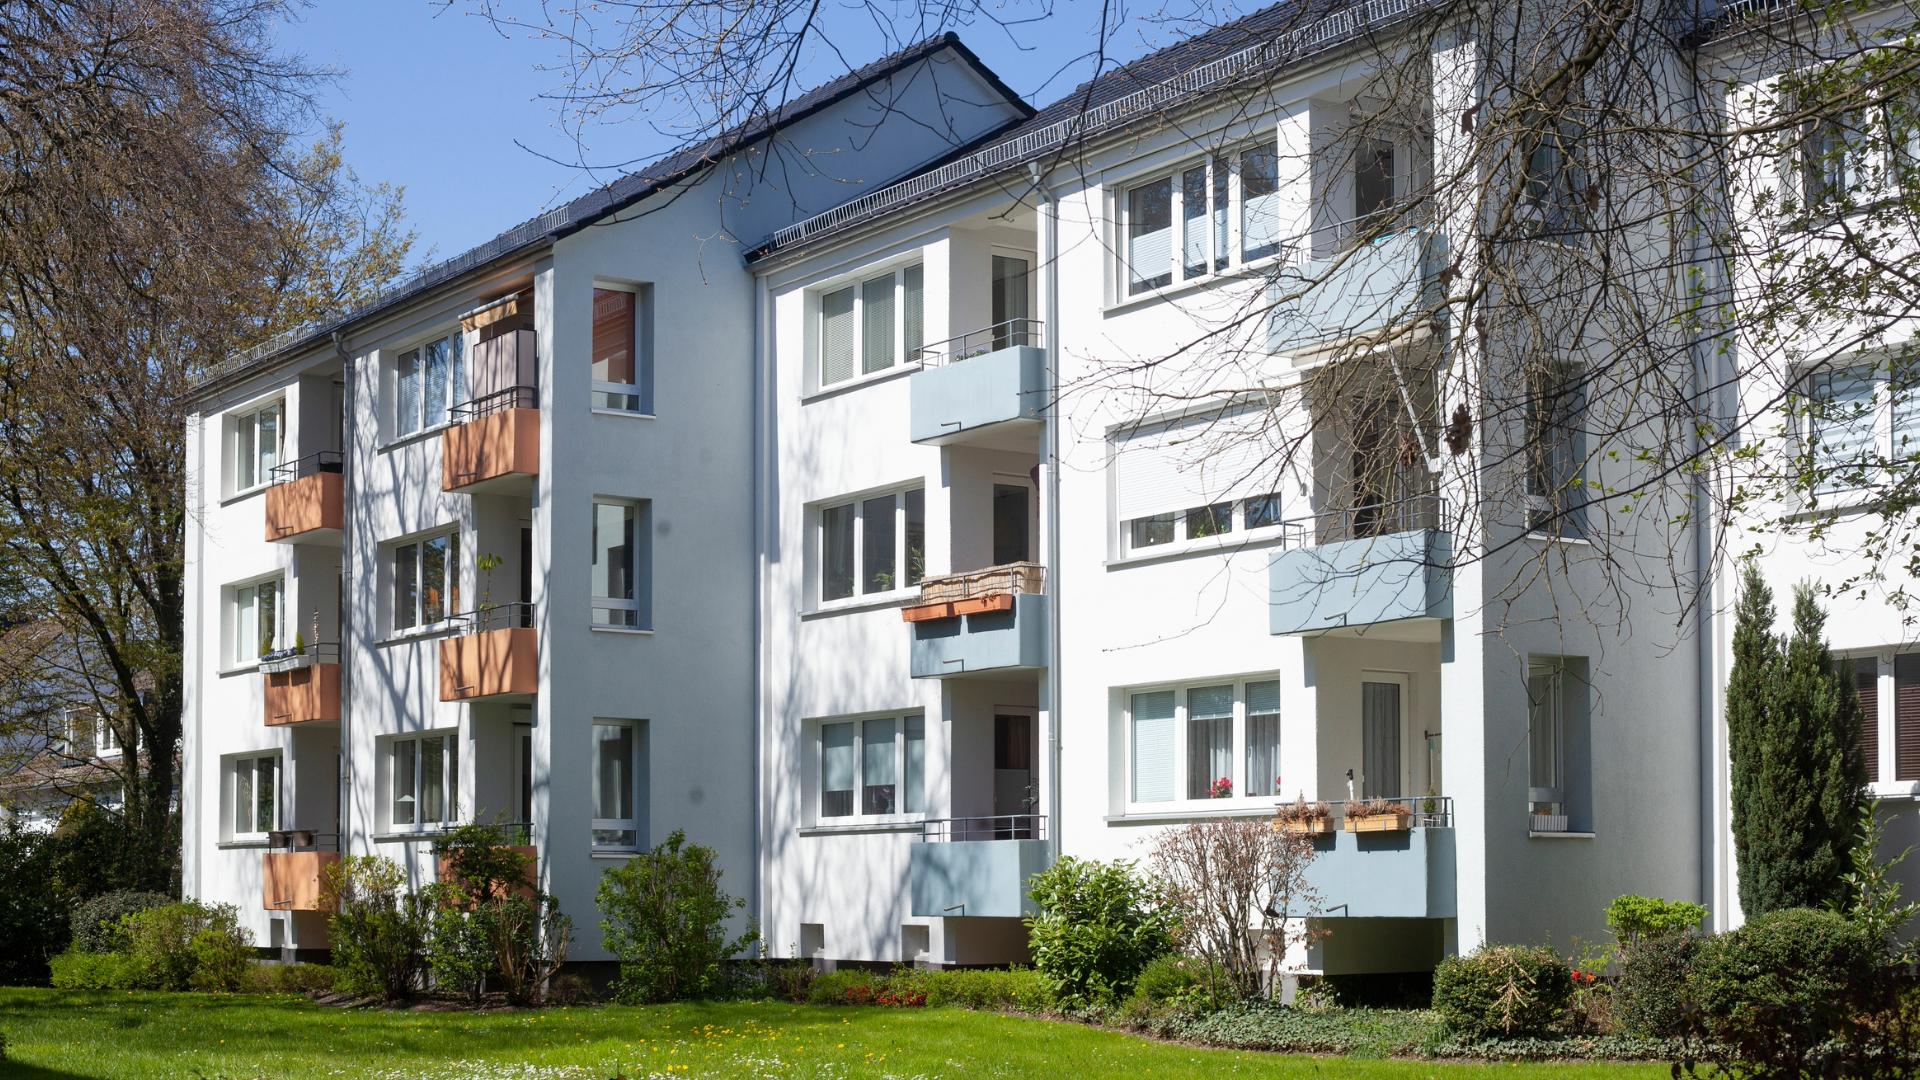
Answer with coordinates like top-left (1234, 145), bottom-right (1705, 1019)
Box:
top-left (1725, 564), bottom-right (1778, 916)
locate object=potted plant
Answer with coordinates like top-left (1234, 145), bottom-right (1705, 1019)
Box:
top-left (1344, 797), bottom-right (1412, 833)
top-left (1208, 776), bottom-right (1233, 799)
top-left (1274, 797), bottom-right (1333, 835)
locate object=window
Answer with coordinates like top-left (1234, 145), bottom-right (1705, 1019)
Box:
top-left (95, 715), bottom-right (121, 757)
top-left (1519, 119), bottom-right (1585, 233)
top-left (817, 487), bottom-right (924, 603)
top-left (1125, 142), bottom-right (1294, 296)
top-left (1240, 145), bottom-right (1282, 261)
top-left (390, 731), bottom-right (458, 830)
top-left (1806, 362), bottom-right (1892, 493)
top-left (1525, 658), bottom-right (1591, 832)
top-left (393, 530), bottom-right (459, 631)
top-left (593, 285), bottom-right (653, 413)
top-left (232, 578), bottom-right (283, 666)
top-left (1127, 678), bottom-right (1283, 805)
top-left (1851, 653), bottom-right (1920, 784)
top-left (229, 752), bottom-right (279, 840)
top-left (593, 720), bottom-right (643, 848)
top-left (1524, 364), bottom-right (1586, 536)
top-left (1355, 138), bottom-right (1397, 222)
top-left (818, 265), bottom-right (924, 386)
top-left (817, 714), bottom-right (926, 820)
top-left (591, 499), bottom-right (650, 628)
top-left (395, 330), bottom-right (465, 437)
top-left (1126, 176), bottom-right (1173, 294)
top-left (231, 400), bottom-right (283, 492)
top-left (1113, 409), bottom-right (1285, 556)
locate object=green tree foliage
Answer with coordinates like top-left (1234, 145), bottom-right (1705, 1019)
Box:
top-left (322, 856), bottom-right (433, 1001)
top-left (1724, 567), bottom-right (1867, 915)
top-left (1024, 857), bottom-right (1174, 1006)
top-left (0, 822), bottom-right (67, 984)
top-left (596, 829), bottom-right (756, 1003)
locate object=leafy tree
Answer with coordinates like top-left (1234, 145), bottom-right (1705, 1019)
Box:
top-left (1024, 857), bottom-right (1174, 1006)
top-left (596, 829), bottom-right (756, 1003)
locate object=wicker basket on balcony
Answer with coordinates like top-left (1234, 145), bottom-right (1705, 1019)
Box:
top-left (916, 561), bottom-right (1044, 605)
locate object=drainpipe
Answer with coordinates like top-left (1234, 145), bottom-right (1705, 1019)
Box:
top-left (332, 329), bottom-right (354, 866)
top-left (751, 269), bottom-right (770, 931)
top-left (1037, 166), bottom-right (1064, 864)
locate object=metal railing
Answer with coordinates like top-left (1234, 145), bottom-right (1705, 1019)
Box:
top-left (431, 820), bottom-right (533, 849)
top-left (451, 385), bottom-right (538, 425)
top-left (266, 829), bottom-right (340, 852)
top-left (259, 641), bottom-right (341, 672)
top-left (1334, 795), bottom-right (1453, 829)
top-left (1279, 492), bottom-right (1447, 548)
top-left (920, 814), bottom-right (1047, 842)
top-left (267, 450), bottom-right (344, 485)
top-left (914, 561), bottom-right (1046, 606)
top-left (452, 601), bottom-right (536, 634)
top-left (914, 319), bottom-right (1045, 368)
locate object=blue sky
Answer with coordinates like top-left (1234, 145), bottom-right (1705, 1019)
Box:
top-left (275, 1), bottom-right (1235, 263)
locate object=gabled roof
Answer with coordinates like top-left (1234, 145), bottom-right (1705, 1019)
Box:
top-left (190, 32), bottom-right (1030, 402)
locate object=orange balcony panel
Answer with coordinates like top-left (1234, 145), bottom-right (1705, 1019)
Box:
top-left (442, 408), bottom-right (539, 492)
top-left (439, 627), bottom-right (539, 701)
top-left (901, 593), bottom-right (1013, 623)
top-left (263, 851), bottom-right (340, 912)
top-left (264, 663), bottom-right (341, 727)
top-left (264, 472), bottom-right (343, 542)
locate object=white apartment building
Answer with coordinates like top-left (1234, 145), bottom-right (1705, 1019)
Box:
top-left (182, 2), bottom-right (1920, 979)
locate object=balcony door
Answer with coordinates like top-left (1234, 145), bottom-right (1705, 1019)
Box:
top-left (991, 254), bottom-right (1031, 348)
top-left (1360, 675), bottom-right (1406, 799)
top-left (993, 712), bottom-right (1035, 838)
top-left (993, 482), bottom-right (1032, 565)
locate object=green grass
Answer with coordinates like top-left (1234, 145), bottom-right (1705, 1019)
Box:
top-left (0, 988), bottom-right (1669, 1079)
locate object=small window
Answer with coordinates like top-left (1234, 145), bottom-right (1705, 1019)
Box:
top-left (1126, 177), bottom-right (1174, 294)
top-left (591, 499), bottom-right (650, 629)
top-left (1113, 410), bottom-right (1287, 556)
top-left (1807, 364), bottom-right (1878, 492)
top-left (390, 731), bottom-right (458, 830)
top-left (395, 330), bottom-right (465, 437)
top-left (1520, 119), bottom-right (1586, 234)
top-left (817, 486), bottom-right (925, 604)
top-left (95, 715), bottom-right (122, 757)
top-left (1526, 658), bottom-right (1590, 832)
top-left (230, 752), bottom-right (280, 840)
top-left (817, 714), bottom-right (925, 821)
top-left (1524, 364), bottom-right (1586, 536)
top-left (817, 265), bottom-right (923, 387)
top-left (592, 286), bottom-right (653, 413)
top-left (231, 400), bottom-right (283, 492)
top-left (232, 578), bottom-right (283, 666)
top-left (1240, 145), bottom-right (1282, 262)
top-left (1355, 138), bottom-right (1397, 223)
top-left (1128, 678), bottom-right (1287, 807)
top-left (393, 530), bottom-right (459, 632)
top-left (592, 720), bottom-right (644, 848)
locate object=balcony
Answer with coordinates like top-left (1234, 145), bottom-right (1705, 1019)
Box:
top-left (908, 320), bottom-right (1047, 448)
top-left (261, 644), bottom-right (341, 727)
top-left (262, 830), bottom-right (340, 912)
top-left (908, 815), bottom-right (1050, 918)
top-left (442, 387), bottom-right (539, 494)
top-left (263, 452), bottom-right (344, 544)
top-left (1269, 496), bottom-right (1452, 635)
top-left (1266, 226), bottom-right (1442, 355)
top-left (439, 603), bottom-right (538, 702)
top-left (1300, 798), bottom-right (1456, 919)
top-left (902, 563), bottom-right (1047, 679)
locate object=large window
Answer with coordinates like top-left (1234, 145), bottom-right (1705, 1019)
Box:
top-left (393, 530), bottom-right (459, 631)
top-left (390, 731), bottom-right (458, 831)
top-left (818, 264), bottom-right (924, 387)
top-left (1525, 657), bottom-right (1590, 833)
top-left (1112, 409), bottom-right (1285, 557)
top-left (592, 720), bottom-right (644, 848)
top-left (591, 499), bottom-right (650, 628)
top-left (1800, 359), bottom-right (1920, 495)
top-left (1127, 678), bottom-right (1282, 806)
top-left (593, 285), bottom-right (652, 413)
top-left (231, 577), bottom-right (283, 666)
top-left (1848, 652), bottom-right (1920, 784)
top-left (1123, 141), bottom-right (1296, 297)
top-left (818, 714), bottom-right (926, 820)
top-left (231, 400), bottom-right (283, 492)
top-left (395, 330), bottom-right (466, 437)
top-left (229, 752), bottom-right (279, 841)
top-left (818, 486), bottom-right (924, 603)
top-left (1524, 364), bottom-right (1587, 536)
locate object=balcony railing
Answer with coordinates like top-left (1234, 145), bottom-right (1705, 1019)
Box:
top-left (1299, 793), bottom-right (1457, 919)
top-left (906, 562), bottom-right (1045, 620)
top-left (914, 319), bottom-right (1045, 368)
top-left (919, 814), bottom-right (1047, 842)
top-left (259, 641), bottom-right (341, 674)
top-left (440, 602), bottom-right (539, 701)
top-left (1332, 795), bottom-right (1453, 830)
top-left (1279, 492), bottom-right (1446, 549)
top-left (453, 601), bottom-right (537, 634)
top-left (264, 451), bottom-right (345, 542)
top-left (268, 450), bottom-right (344, 485)
top-left (452, 384), bottom-right (538, 425)
top-left (262, 835), bottom-right (342, 911)
top-left (266, 829), bottom-right (340, 852)
top-left (262, 643), bottom-right (342, 727)
top-left (444, 388), bottom-right (539, 492)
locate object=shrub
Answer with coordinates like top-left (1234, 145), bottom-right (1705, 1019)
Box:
top-left (1024, 857), bottom-right (1173, 1006)
top-left (1126, 953), bottom-right (1233, 1015)
top-left (122, 901), bottom-right (253, 991)
top-left (0, 820), bottom-right (69, 984)
top-left (323, 856), bottom-right (432, 1001)
top-left (242, 962), bottom-right (337, 995)
top-left (597, 829), bottom-right (757, 1003)
top-left (1147, 819), bottom-right (1319, 1001)
top-left (68, 890), bottom-right (171, 954)
top-left (48, 949), bottom-right (139, 990)
top-left (806, 968), bottom-right (877, 1005)
top-left (761, 958), bottom-right (817, 1003)
top-left (1605, 895), bottom-right (1707, 947)
top-left (1614, 931), bottom-right (1701, 1038)
top-left (1689, 907), bottom-right (1887, 1074)
top-left (427, 906), bottom-right (494, 1004)
top-left (1431, 945), bottom-right (1573, 1041)
top-left (893, 967), bottom-right (1049, 1012)
top-left (488, 893), bottom-right (571, 1005)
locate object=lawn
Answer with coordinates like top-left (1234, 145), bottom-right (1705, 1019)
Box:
top-left (0, 989), bottom-right (1669, 1079)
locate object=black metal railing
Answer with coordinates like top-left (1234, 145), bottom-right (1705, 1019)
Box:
top-left (1279, 492), bottom-right (1446, 548)
top-left (267, 450), bottom-right (344, 486)
top-left (451, 601), bottom-right (536, 634)
top-left (430, 820), bottom-right (533, 850)
top-left (451, 384), bottom-right (538, 424)
top-left (913, 318), bottom-right (1044, 368)
top-left (920, 814), bottom-right (1047, 842)
top-left (1333, 795), bottom-right (1452, 829)
top-left (266, 829), bottom-right (340, 852)
top-left (259, 641), bottom-right (341, 671)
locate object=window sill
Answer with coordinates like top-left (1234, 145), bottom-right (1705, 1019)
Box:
top-left (801, 592), bottom-right (917, 620)
top-left (372, 830), bottom-right (454, 844)
top-left (1868, 781), bottom-right (1920, 799)
top-left (1105, 802), bottom-right (1288, 825)
top-left (801, 363), bottom-right (916, 405)
top-left (378, 421), bottom-right (458, 454)
top-left (217, 662), bottom-right (264, 678)
top-left (798, 819), bottom-right (926, 837)
top-left (1106, 530), bottom-right (1288, 570)
top-left (374, 622), bottom-right (462, 648)
top-left (591, 408), bottom-right (656, 421)
top-left (219, 484), bottom-right (272, 507)
top-left (1527, 830), bottom-right (1596, 839)
top-left (216, 838), bottom-right (271, 850)
top-left (1523, 532), bottom-right (1592, 546)
top-left (591, 847), bottom-right (642, 859)
top-left (1105, 250), bottom-right (1288, 316)
top-left (590, 625), bottom-right (654, 636)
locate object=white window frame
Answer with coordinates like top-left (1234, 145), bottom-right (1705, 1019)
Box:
top-left (591, 719), bottom-right (644, 850)
top-left (1122, 676), bottom-right (1285, 811)
top-left (1790, 70), bottom-right (1915, 214)
top-left (813, 712), bottom-right (927, 824)
top-left (94, 714), bottom-right (121, 758)
top-left (1526, 660), bottom-right (1568, 830)
top-left (590, 498), bottom-right (650, 630)
top-left (814, 262), bottom-right (924, 389)
top-left (229, 574), bottom-right (285, 668)
top-left (386, 730), bottom-right (459, 833)
top-left (1118, 136), bottom-right (1310, 301)
top-left (1119, 493), bottom-right (1288, 559)
top-left (392, 328), bottom-right (466, 439)
top-left (389, 528), bottom-right (460, 634)
top-left (229, 397), bottom-right (284, 495)
top-left (814, 484), bottom-right (926, 608)
top-left (591, 282), bottom-right (653, 415)
top-left (226, 750), bottom-right (281, 843)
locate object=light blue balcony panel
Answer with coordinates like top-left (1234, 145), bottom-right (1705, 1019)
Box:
top-left (1301, 827), bottom-right (1456, 919)
top-left (910, 593), bottom-right (1048, 678)
top-left (1269, 528), bottom-right (1451, 635)
top-left (909, 345), bottom-right (1046, 445)
top-left (1266, 229), bottom-right (1441, 353)
top-left (909, 839), bottom-right (1051, 918)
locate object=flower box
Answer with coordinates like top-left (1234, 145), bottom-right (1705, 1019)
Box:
top-left (1277, 818), bottom-right (1334, 836)
top-left (1345, 813), bottom-right (1413, 833)
top-left (259, 651), bottom-right (314, 675)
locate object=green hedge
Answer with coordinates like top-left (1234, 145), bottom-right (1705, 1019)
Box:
top-left (1431, 945), bottom-right (1572, 1041)
top-left (1690, 907), bottom-right (1886, 1071)
top-left (48, 950), bottom-right (140, 990)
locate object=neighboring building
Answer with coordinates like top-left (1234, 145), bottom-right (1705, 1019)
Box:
top-left (180, 2), bottom-right (1920, 977)
top-left (0, 620), bottom-right (136, 832)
